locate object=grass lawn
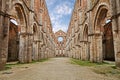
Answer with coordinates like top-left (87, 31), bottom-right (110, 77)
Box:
top-left (70, 58), bottom-right (120, 78)
top-left (5, 58), bottom-right (49, 70)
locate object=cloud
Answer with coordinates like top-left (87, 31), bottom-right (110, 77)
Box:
top-left (53, 22), bottom-right (68, 33)
top-left (50, 13), bottom-right (62, 23)
top-left (45, 0), bottom-right (56, 6)
top-left (55, 3), bottom-right (72, 15)
top-left (50, 14), bottom-right (68, 33)
top-left (46, 0), bottom-right (75, 33)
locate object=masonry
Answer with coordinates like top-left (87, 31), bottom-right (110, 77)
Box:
top-left (0, 0), bottom-right (120, 71)
top-left (65, 0), bottom-right (120, 67)
top-left (54, 30), bottom-right (67, 57)
top-left (0, 0), bottom-right (56, 70)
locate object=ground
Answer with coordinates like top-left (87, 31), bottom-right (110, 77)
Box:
top-left (0, 58), bottom-right (119, 80)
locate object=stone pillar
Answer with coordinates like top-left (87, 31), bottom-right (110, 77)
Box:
top-left (89, 35), bottom-right (94, 62)
top-left (84, 42), bottom-right (89, 61)
top-left (76, 47), bottom-right (80, 59)
top-left (0, 13), bottom-right (10, 70)
top-left (110, 0), bottom-right (120, 67)
top-left (80, 42), bottom-right (85, 60)
top-left (27, 8), bottom-right (34, 62)
top-left (38, 27), bottom-right (42, 60)
top-left (27, 35), bottom-right (32, 63)
top-left (78, 46), bottom-right (81, 60)
top-left (83, 42), bottom-right (86, 60)
top-left (19, 34), bottom-right (27, 63)
top-left (33, 41), bottom-right (39, 61)
top-left (94, 34), bottom-right (103, 63)
top-left (79, 45), bottom-right (81, 60)
top-left (38, 44), bottom-right (41, 60)
top-left (79, 46), bottom-right (81, 60)
top-left (0, 0), bottom-right (11, 70)
top-left (41, 46), bottom-right (45, 59)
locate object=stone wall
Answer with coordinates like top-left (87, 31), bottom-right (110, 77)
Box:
top-left (0, 0), bottom-right (56, 70)
top-left (65, 0), bottom-right (120, 67)
top-left (8, 22), bottom-right (19, 62)
top-left (54, 30), bottom-right (67, 57)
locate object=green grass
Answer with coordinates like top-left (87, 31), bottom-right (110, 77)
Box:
top-left (5, 58), bottom-right (49, 70)
top-left (93, 66), bottom-right (120, 78)
top-left (5, 62), bottom-right (24, 70)
top-left (70, 58), bottom-right (109, 67)
top-left (32, 58), bottom-right (49, 63)
top-left (70, 58), bottom-right (120, 78)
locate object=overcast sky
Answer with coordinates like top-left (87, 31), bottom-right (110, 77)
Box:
top-left (46, 0), bottom-right (75, 33)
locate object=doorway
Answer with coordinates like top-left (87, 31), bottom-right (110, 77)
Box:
top-left (102, 22), bottom-right (115, 61)
top-left (7, 19), bottom-right (19, 62)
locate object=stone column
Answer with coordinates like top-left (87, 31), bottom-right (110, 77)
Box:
top-left (76, 47), bottom-right (79, 59)
top-left (80, 42), bottom-right (85, 60)
top-left (84, 42), bottom-right (89, 61)
top-left (79, 46), bottom-right (81, 60)
top-left (0, 12), bottom-right (10, 70)
top-left (89, 35), bottom-right (94, 62)
top-left (78, 46), bottom-right (81, 60)
top-left (33, 40), bottom-right (39, 61)
top-left (0, 0), bottom-right (11, 70)
top-left (40, 46), bottom-right (43, 59)
top-left (19, 33), bottom-right (28, 63)
top-left (27, 15), bottom-right (34, 62)
top-left (38, 27), bottom-right (42, 60)
top-left (94, 34), bottom-right (103, 63)
top-left (110, 0), bottom-right (120, 67)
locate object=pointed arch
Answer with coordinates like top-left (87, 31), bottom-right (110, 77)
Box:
top-left (9, 3), bottom-right (28, 63)
top-left (83, 24), bottom-right (88, 41)
top-left (93, 4), bottom-right (115, 62)
top-left (9, 2), bottom-right (28, 32)
top-left (14, 3), bottom-right (27, 32)
top-left (94, 4), bottom-right (111, 33)
top-left (33, 23), bottom-right (38, 33)
top-left (33, 23), bottom-right (38, 41)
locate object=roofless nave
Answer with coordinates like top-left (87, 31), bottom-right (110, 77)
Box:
top-left (0, 0), bottom-right (120, 70)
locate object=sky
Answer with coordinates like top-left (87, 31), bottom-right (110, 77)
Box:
top-left (45, 0), bottom-right (75, 33)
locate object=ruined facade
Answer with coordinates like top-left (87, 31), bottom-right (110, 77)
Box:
top-left (0, 0), bottom-right (55, 70)
top-left (54, 30), bottom-right (67, 57)
top-left (65, 0), bottom-right (120, 67)
top-left (0, 0), bottom-right (120, 71)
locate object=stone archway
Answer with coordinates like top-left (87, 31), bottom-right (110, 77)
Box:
top-left (55, 30), bottom-right (66, 57)
top-left (8, 19), bottom-right (19, 62)
top-left (94, 5), bottom-right (115, 62)
top-left (102, 21), bottom-right (115, 61)
top-left (9, 3), bottom-right (28, 63)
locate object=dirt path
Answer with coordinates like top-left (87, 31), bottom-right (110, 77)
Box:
top-left (0, 58), bottom-right (119, 80)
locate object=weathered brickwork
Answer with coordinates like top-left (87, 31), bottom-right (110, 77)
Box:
top-left (65, 0), bottom-right (120, 67)
top-left (54, 30), bottom-right (67, 57)
top-left (0, 0), bottom-right (120, 70)
top-left (0, 0), bottom-right (55, 70)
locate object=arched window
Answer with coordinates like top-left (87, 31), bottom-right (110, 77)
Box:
top-left (10, 19), bottom-right (18, 26)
